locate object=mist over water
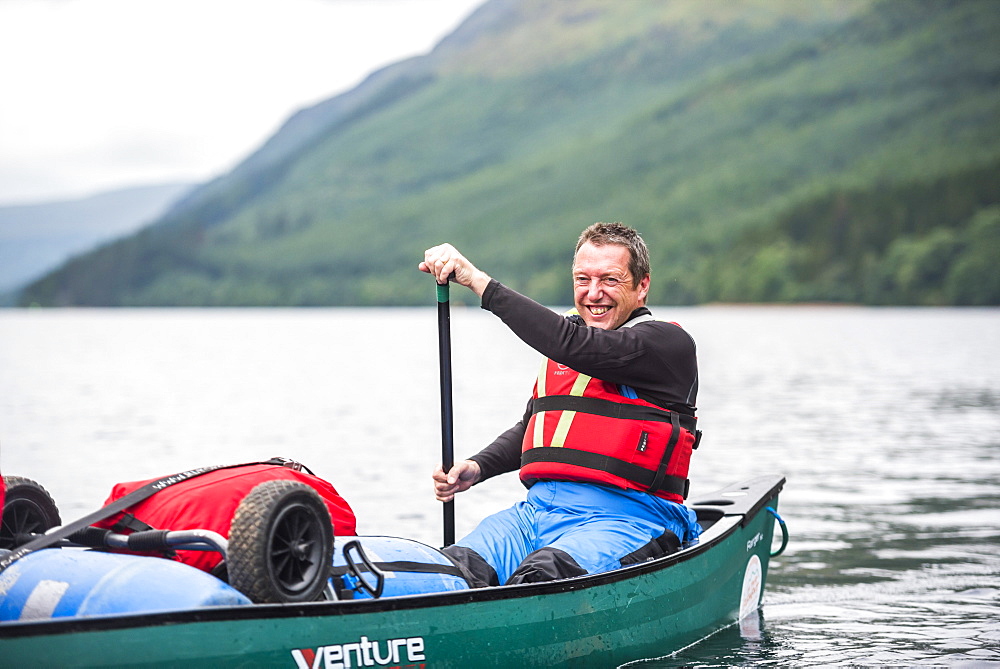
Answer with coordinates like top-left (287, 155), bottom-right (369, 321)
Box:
top-left (2, 306), bottom-right (998, 664)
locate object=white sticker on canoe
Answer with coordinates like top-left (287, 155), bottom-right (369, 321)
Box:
top-left (739, 553), bottom-right (762, 620)
top-left (20, 579), bottom-right (70, 620)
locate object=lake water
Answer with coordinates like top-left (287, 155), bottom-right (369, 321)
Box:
top-left (1, 306), bottom-right (998, 665)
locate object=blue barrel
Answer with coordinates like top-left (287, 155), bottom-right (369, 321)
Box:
top-left (332, 536), bottom-right (469, 599)
top-left (0, 548), bottom-right (250, 621)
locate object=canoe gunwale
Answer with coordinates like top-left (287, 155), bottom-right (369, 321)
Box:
top-left (0, 474), bottom-right (785, 639)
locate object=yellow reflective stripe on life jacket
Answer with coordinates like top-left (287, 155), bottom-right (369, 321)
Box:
top-left (548, 372), bottom-right (591, 448)
top-left (533, 360), bottom-right (592, 449)
top-left (532, 359), bottom-right (548, 448)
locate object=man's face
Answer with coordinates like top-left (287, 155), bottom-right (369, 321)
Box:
top-left (572, 241), bottom-right (650, 330)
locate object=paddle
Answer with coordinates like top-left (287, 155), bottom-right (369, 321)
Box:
top-left (436, 279), bottom-right (456, 547)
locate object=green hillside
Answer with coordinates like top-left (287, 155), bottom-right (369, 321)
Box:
top-left (19, 0), bottom-right (1000, 307)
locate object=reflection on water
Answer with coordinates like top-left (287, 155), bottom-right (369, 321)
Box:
top-left (1, 306), bottom-right (999, 665)
top-left (644, 578), bottom-right (999, 667)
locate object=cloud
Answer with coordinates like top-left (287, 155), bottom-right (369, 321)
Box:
top-left (0, 0), bottom-right (482, 205)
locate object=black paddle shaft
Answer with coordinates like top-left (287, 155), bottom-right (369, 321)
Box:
top-left (436, 281), bottom-right (456, 547)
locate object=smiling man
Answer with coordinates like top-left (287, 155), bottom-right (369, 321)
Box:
top-left (420, 222), bottom-right (701, 587)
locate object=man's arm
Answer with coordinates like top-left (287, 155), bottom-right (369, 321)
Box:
top-left (468, 403), bottom-right (531, 481)
top-left (418, 243), bottom-right (658, 383)
top-left (481, 280), bottom-right (697, 410)
top-left (418, 242), bottom-right (693, 397)
top-left (432, 403), bottom-right (529, 501)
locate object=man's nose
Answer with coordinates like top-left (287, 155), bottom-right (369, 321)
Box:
top-left (586, 280), bottom-right (603, 301)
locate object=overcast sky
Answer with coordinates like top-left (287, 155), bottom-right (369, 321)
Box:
top-left (0, 0), bottom-right (484, 206)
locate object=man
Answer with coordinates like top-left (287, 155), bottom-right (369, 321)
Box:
top-left (420, 222), bottom-right (701, 587)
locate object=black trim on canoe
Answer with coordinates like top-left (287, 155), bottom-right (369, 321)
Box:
top-left (0, 475), bottom-right (784, 639)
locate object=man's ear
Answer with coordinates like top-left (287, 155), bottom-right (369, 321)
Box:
top-left (637, 274), bottom-right (651, 303)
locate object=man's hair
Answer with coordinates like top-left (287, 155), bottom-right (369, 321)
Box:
top-left (574, 222), bottom-right (650, 288)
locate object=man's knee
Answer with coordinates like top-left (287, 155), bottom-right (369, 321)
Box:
top-left (505, 547), bottom-right (587, 585)
top-left (618, 529), bottom-right (681, 567)
top-left (441, 545), bottom-right (500, 588)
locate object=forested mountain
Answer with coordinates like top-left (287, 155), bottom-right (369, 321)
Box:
top-left (19, 0), bottom-right (1000, 307)
top-left (0, 183), bottom-right (191, 296)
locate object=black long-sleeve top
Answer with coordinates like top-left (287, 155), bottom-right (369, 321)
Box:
top-left (469, 279), bottom-right (699, 482)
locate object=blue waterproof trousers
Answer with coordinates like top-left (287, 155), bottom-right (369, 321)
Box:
top-left (449, 481), bottom-right (702, 586)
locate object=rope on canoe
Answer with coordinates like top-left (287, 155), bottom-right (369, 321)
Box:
top-left (766, 506), bottom-right (789, 557)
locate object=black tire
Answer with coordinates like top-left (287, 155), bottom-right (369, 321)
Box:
top-left (227, 480), bottom-right (333, 603)
top-left (1, 475), bottom-right (61, 550)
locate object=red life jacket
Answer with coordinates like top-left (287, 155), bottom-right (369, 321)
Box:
top-left (94, 463), bottom-right (356, 573)
top-left (520, 358), bottom-right (698, 503)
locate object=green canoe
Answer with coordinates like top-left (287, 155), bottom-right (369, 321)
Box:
top-left (0, 474), bottom-right (785, 668)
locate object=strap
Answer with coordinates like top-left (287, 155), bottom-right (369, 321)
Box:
top-left (532, 395), bottom-right (697, 432)
top-left (0, 460), bottom-right (288, 572)
top-left (620, 312), bottom-right (655, 328)
top-left (648, 412), bottom-right (682, 497)
top-left (109, 513), bottom-right (181, 558)
top-left (521, 447), bottom-right (688, 498)
top-left (332, 560), bottom-right (467, 580)
top-left (111, 512), bottom-right (155, 534)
